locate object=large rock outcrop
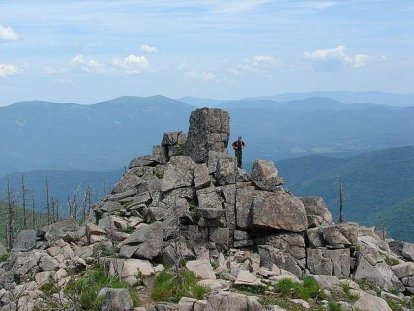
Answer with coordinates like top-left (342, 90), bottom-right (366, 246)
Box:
top-left (1, 107), bottom-right (414, 311)
top-left (184, 108), bottom-right (230, 163)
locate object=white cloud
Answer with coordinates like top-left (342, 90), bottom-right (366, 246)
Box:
top-left (0, 64), bottom-right (19, 77)
top-left (187, 70), bottom-right (217, 81)
top-left (112, 55), bottom-right (151, 74)
top-left (70, 54), bottom-right (107, 73)
top-left (306, 1), bottom-right (336, 10)
top-left (232, 55), bottom-right (279, 74)
top-left (302, 46), bottom-right (369, 71)
top-left (42, 66), bottom-right (65, 75)
top-left (0, 25), bottom-right (19, 41)
top-left (140, 44), bottom-right (158, 53)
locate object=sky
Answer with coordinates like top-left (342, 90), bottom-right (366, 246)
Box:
top-left (0, 0), bottom-right (413, 105)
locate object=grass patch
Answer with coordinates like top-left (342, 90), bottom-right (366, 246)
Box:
top-left (327, 302), bottom-right (342, 311)
top-left (64, 264), bottom-right (139, 311)
top-left (235, 284), bottom-right (267, 295)
top-left (384, 255), bottom-right (399, 266)
top-left (0, 253), bottom-right (10, 263)
top-left (341, 283), bottom-right (359, 303)
top-left (276, 276), bottom-right (325, 300)
top-left (39, 279), bottom-right (59, 295)
top-left (151, 269), bottom-right (210, 303)
top-left (122, 226), bottom-right (135, 234)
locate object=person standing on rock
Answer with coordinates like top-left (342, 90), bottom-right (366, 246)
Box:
top-left (232, 136), bottom-right (245, 168)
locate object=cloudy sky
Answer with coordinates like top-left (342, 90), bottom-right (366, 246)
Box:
top-left (0, 0), bottom-right (413, 105)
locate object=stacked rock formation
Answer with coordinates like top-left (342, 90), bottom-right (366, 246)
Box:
top-left (1, 107), bottom-right (414, 311)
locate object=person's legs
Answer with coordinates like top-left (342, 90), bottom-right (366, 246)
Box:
top-left (235, 150), bottom-right (242, 168)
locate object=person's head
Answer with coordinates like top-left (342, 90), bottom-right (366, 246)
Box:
top-left (238, 136), bottom-right (242, 141)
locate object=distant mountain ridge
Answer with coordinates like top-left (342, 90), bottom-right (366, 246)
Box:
top-left (277, 145), bottom-right (414, 241)
top-left (2, 94), bottom-right (414, 177)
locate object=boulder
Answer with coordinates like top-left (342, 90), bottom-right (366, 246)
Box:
top-left (258, 233), bottom-right (306, 276)
top-left (108, 258), bottom-right (155, 280)
top-left (162, 131), bottom-right (187, 146)
top-left (13, 230), bottom-right (37, 251)
top-left (197, 279), bottom-right (230, 292)
top-left (205, 291), bottom-right (262, 311)
top-left (161, 156), bottom-right (195, 192)
top-left (235, 185), bottom-right (255, 230)
top-left (251, 160), bottom-right (284, 191)
top-left (301, 196), bottom-right (333, 228)
top-left (178, 297), bottom-right (197, 311)
top-left (196, 187), bottom-right (222, 210)
top-left (194, 163), bottom-right (211, 189)
top-left (389, 240), bottom-right (414, 262)
top-left (119, 222), bottom-right (163, 260)
top-left (392, 262), bottom-right (414, 278)
top-left (355, 245), bottom-right (404, 291)
top-left (307, 248), bottom-right (350, 279)
top-left (353, 292), bottom-right (392, 311)
top-left (112, 171), bottom-right (142, 194)
top-left (252, 191), bottom-right (308, 232)
top-left (184, 108), bottom-right (230, 163)
top-left (0, 243), bottom-right (7, 257)
top-left (101, 288), bottom-right (134, 311)
top-left (129, 155), bottom-right (159, 168)
top-left (234, 271), bottom-right (260, 286)
top-left (186, 260), bottom-right (216, 279)
top-left (214, 152), bottom-right (237, 185)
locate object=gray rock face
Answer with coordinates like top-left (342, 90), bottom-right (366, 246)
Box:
top-left (184, 108), bottom-right (230, 163)
top-left (119, 222), bottom-right (163, 260)
top-left (353, 292), bottom-right (392, 311)
top-left (235, 185), bottom-right (255, 230)
top-left (251, 160), bottom-right (284, 192)
top-left (208, 152), bottom-right (237, 185)
top-left (13, 230), bottom-right (38, 251)
top-left (112, 171), bottom-right (142, 194)
top-left (196, 187), bottom-right (222, 210)
top-left (355, 245), bottom-right (404, 291)
top-left (0, 243), bottom-right (6, 256)
top-left (389, 240), bottom-right (414, 262)
top-left (101, 288), bottom-right (134, 311)
top-left (307, 248), bottom-right (350, 279)
top-left (258, 233), bottom-right (306, 276)
top-left (300, 196), bottom-right (333, 228)
top-left (194, 163), bottom-right (211, 189)
top-left (162, 131), bottom-right (187, 147)
top-left (205, 291), bottom-right (262, 311)
top-left (161, 156), bottom-right (195, 192)
top-left (252, 191), bottom-right (308, 232)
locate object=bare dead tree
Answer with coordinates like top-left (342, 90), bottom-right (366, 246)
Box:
top-left (55, 197), bottom-right (60, 222)
top-left (21, 173), bottom-right (28, 230)
top-left (6, 178), bottom-right (15, 248)
top-left (45, 176), bottom-right (51, 225)
top-left (338, 177), bottom-right (344, 223)
top-left (51, 196), bottom-right (56, 223)
top-left (32, 193), bottom-right (36, 229)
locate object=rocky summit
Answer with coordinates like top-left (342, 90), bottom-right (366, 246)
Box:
top-left (1, 107), bottom-right (414, 311)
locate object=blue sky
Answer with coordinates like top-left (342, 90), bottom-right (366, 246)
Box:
top-left (0, 0), bottom-right (413, 105)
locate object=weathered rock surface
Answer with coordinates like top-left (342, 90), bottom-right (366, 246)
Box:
top-left (184, 108), bottom-right (230, 163)
top-left (252, 191), bottom-right (308, 232)
top-left (301, 196), bottom-right (333, 228)
top-left (101, 288), bottom-right (134, 311)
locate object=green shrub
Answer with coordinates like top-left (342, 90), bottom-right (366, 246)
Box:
top-left (65, 264), bottom-right (139, 310)
top-left (0, 253), bottom-right (9, 263)
top-left (151, 269), bottom-right (210, 302)
top-left (387, 300), bottom-right (403, 311)
top-left (384, 255), bottom-right (400, 266)
top-left (341, 283), bottom-right (359, 302)
top-left (277, 278), bottom-right (297, 297)
top-left (276, 276), bottom-right (324, 300)
top-left (123, 226), bottom-right (135, 234)
top-left (328, 302), bottom-right (342, 311)
top-left (39, 279), bottom-right (58, 295)
top-left (235, 284), bottom-right (267, 295)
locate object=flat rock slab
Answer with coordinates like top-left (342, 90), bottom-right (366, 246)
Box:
top-left (353, 292), bottom-right (392, 311)
top-left (13, 229), bottom-right (37, 251)
top-left (252, 190), bottom-right (308, 232)
top-left (234, 271), bottom-right (260, 286)
top-left (186, 260), bottom-right (216, 279)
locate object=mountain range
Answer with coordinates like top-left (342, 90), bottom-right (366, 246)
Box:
top-left (1, 94), bottom-right (414, 177)
top-left (277, 146), bottom-right (414, 241)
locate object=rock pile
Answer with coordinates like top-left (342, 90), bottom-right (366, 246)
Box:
top-left (1, 107), bottom-right (414, 311)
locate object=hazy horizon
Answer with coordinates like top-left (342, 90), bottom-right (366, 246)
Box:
top-left (0, 0), bottom-right (413, 106)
